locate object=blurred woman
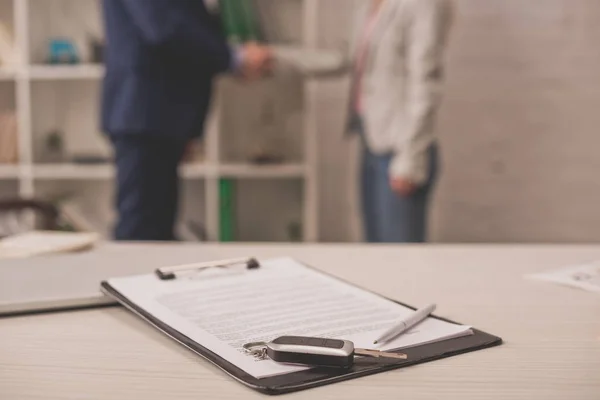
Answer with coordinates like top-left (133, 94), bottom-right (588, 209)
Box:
top-left (347, 0), bottom-right (453, 243)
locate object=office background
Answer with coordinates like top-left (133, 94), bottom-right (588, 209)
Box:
top-left (1, 0), bottom-right (599, 243)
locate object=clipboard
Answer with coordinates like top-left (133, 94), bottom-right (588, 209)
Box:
top-left (101, 258), bottom-right (502, 395)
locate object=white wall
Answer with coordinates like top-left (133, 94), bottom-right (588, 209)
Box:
top-left (316, 0), bottom-right (600, 243)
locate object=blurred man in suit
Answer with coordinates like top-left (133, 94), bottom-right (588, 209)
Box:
top-left (101, 0), bottom-right (271, 241)
top-left (347, 0), bottom-right (453, 243)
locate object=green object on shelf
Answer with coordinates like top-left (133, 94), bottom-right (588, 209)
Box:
top-left (219, 179), bottom-right (236, 242)
top-left (218, 0), bottom-right (261, 242)
top-left (219, 0), bottom-right (262, 43)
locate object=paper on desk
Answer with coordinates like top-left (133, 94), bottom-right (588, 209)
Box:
top-left (527, 261), bottom-right (600, 294)
top-left (106, 258), bottom-right (473, 379)
top-left (0, 231), bottom-right (99, 259)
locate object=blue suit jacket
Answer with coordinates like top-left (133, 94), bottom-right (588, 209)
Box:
top-left (101, 0), bottom-right (232, 139)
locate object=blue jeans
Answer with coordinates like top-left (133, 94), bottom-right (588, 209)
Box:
top-left (359, 130), bottom-right (439, 243)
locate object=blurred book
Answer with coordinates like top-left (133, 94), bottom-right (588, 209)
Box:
top-left (0, 112), bottom-right (18, 164)
top-left (220, 0), bottom-right (262, 43)
top-left (0, 21), bottom-right (17, 67)
top-left (218, 0), bottom-right (260, 243)
top-left (0, 231), bottom-right (99, 259)
top-left (219, 179), bottom-right (236, 242)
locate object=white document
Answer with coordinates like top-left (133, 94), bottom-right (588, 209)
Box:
top-left (105, 258), bottom-right (473, 379)
top-left (0, 231), bottom-right (99, 259)
top-left (528, 261), bottom-right (600, 294)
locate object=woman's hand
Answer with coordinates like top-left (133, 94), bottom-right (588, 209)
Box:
top-left (390, 176), bottom-right (418, 197)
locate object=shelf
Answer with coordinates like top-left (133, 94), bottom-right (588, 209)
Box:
top-left (0, 164), bottom-right (19, 179)
top-left (181, 163), bottom-right (211, 179)
top-left (31, 163), bottom-right (212, 180)
top-left (28, 64), bottom-right (105, 80)
top-left (219, 164), bottom-right (307, 179)
top-left (32, 164), bottom-right (114, 179)
top-left (29, 163), bottom-right (307, 180)
top-left (6, 0), bottom-right (320, 243)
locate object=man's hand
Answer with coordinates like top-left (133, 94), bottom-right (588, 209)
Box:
top-left (390, 176), bottom-right (418, 197)
top-left (240, 42), bottom-right (273, 80)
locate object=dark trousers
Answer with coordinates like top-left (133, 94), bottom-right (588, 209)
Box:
top-left (110, 135), bottom-right (186, 241)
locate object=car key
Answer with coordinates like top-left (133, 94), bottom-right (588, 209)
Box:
top-left (263, 336), bottom-right (407, 368)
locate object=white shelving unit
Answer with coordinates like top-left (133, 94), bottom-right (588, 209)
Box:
top-left (28, 63), bottom-right (105, 80)
top-left (26, 162), bottom-right (307, 181)
top-left (0, 68), bottom-right (16, 81)
top-left (0, 0), bottom-right (328, 242)
top-left (0, 164), bottom-right (19, 179)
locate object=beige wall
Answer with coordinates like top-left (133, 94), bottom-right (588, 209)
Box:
top-left (316, 0), bottom-right (600, 243)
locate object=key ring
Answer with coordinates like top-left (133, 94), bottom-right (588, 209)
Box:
top-left (243, 341), bottom-right (268, 360)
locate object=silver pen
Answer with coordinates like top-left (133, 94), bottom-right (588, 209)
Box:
top-left (373, 304), bottom-right (437, 345)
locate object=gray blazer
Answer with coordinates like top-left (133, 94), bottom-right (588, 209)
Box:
top-left (347, 0), bottom-right (453, 185)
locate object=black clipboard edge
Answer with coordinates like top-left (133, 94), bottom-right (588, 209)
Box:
top-left (0, 302), bottom-right (117, 319)
top-left (100, 261), bottom-right (503, 395)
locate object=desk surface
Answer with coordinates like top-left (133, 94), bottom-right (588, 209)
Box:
top-left (1, 243), bottom-right (599, 400)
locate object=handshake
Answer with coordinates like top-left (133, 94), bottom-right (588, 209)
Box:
top-left (237, 42), bottom-right (274, 81)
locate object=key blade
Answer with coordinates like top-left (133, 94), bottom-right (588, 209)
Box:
top-left (355, 349), bottom-right (407, 360)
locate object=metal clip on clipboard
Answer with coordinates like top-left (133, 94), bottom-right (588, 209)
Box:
top-left (155, 257), bottom-right (261, 280)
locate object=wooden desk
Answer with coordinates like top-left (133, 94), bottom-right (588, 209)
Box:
top-left (1, 244), bottom-right (599, 399)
